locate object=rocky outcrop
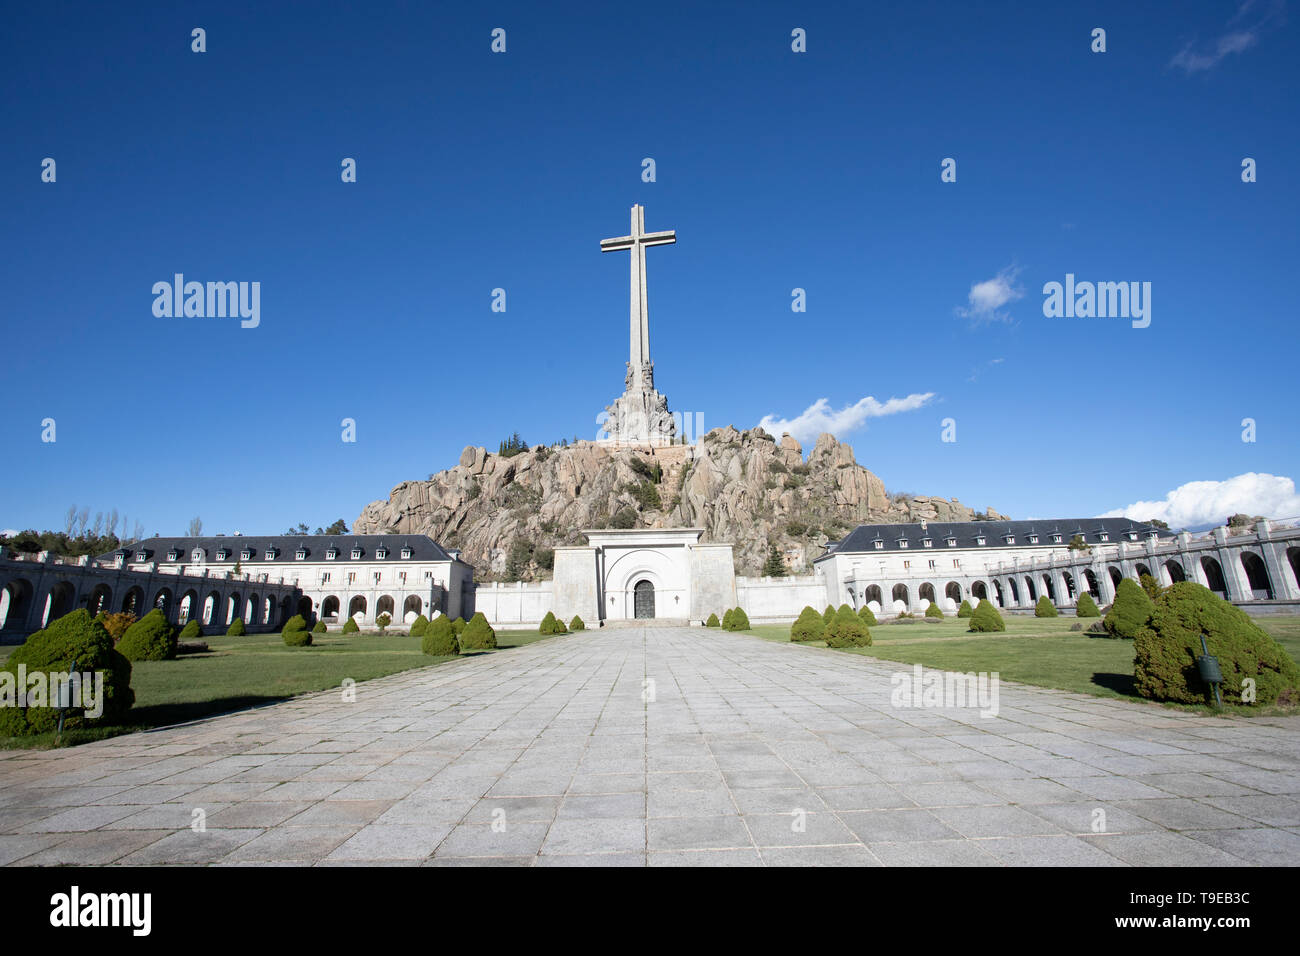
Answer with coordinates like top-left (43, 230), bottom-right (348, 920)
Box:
top-left (353, 428), bottom-right (1000, 577)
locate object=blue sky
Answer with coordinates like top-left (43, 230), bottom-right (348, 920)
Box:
top-left (2, 0), bottom-right (1297, 537)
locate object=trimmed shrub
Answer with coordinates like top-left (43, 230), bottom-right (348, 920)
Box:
top-left (282, 614), bottom-right (312, 647)
top-left (0, 610), bottom-right (134, 736)
top-left (705, 612), bottom-right (720, 627)
top-left (1034, 596), bottom-right (1058, 618)
top-left (1075, 592), bottom-right (1101, 617)
top-left (117, 609), bottom-right (178, 662)
top-left (790, 606), bottom-right (826, 643)
top-left (924, 602), bottom-right (943, 619)
top-left (721, 608), bottom-right (736, 630)
top-left (858, 605), bottom-right (877, 626)
top-left (226, 617), bottom-right (247, 636)
top-left (723, 607), bottom-right (750, 631)
top-left (1139, 573), bottom-right (1162, 601)
top-left (825, 605), bottom-right (871, 648)
top-left (96, 611), bottom-right (136, 643)
top-left (451, 617), bottom-right (466, 635)
top-left (459, 612), bottom-right (497, 651)
top-left (822, 605), bottom-right (835, 624)
top-left (375, 612), bottom-right (392, 634)
top-left (539, 611), bottom-right (567, 635)
top-left (1134, 582), bottom-right (1300, 707)
top-left (1104, 579), bottom-right (1154, 639)
top-left (956, 599), bottom-right (973, 618)
top-left (570, 615), bottom-right (585, 631)
top-left (179, 619), bottom-right (202, 639)
top-left (410, 614), bottom-right (430, 638)
top-left (968, 601), bottom-right (1006, 633)
top-left (342, 617), bottom-right (359, 634)
top-left (421, 615), bottom-right (460, 656)
top-left (312, 620), bottom-right (326, 634)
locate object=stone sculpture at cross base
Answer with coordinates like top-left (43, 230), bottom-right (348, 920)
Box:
top-left (598, 203), bottom-right (679, 447)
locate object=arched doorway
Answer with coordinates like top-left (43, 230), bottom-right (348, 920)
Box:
top-left (376, 595), bottom-right (395, 620)
top-left (322, 595), bottom-right (340, 621)
top-left (971, 580), bottom-right (988, 601)
top-left (1024, 576), bottom-right (1037, 601)
top-left (121, 586), bottom-right (145, 616)
top-left (1041, 574), bottom-right (1056, 602)
top-left (1240, 552), bottom-right (1273, 599)
top-left (918, 582), bottom-right (937, 605)
top-left (1062, 572), bottom-right (1076, 600)
top-left (1007, 578), bottom-right (1020, 604)
top-left (42, 581), bottom-right (76, 627)
top-left (633, 580), bottom-right (655, 619)
top-left (1165, 560), bottom-right (1186, 583)
top-left (226, 593), bottom-right (241, 626)
top-left (153, 587), bottom-right (173, 619)
top-left (945, 581), bottom-right (962, 603)
top-left (87, 584), bottom-right (112, 616)
top-left (297, 596), bottom-right (314, 623)
top-left (1201, 556), bottom-right (1227, 595)
top-left (1108, 566), bottom-right (1123, 590)
top-left (0, 578), bottom-right (34, 631)
top-left (348, 595), bottom-right (367, 620)
top-left (891, 583), bottom-right (909, 607)
top-left (179, 589), bottom-right (199, 625)
top-left (403, 595), bottom-right (422, 622)
top-left (992, 580), bottom-right (1004, 606)
top-left (1083, 569), bottom-right (1100, 598)
top-left (864, 585), bottom-right (882, 608)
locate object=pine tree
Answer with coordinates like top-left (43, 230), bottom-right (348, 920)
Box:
top-left (763, 544), bottom-right (787, 577)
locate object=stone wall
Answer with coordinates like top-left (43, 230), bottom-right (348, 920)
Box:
top-left (735, 574), bottom-right (827, 622)
top-left (473, 581), bottom-right (553, 627)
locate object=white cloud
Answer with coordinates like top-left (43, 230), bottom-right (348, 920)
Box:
top-left (1099, 472), bottom-right (1300, 529)
top-left (956, 265), bottom-right (1023, 324)
top-left (1170, 0), bottom-right (1282, 73)
top-left (758, 392), bottom-right (935, 445)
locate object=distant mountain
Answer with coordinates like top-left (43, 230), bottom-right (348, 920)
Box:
top-left (353, 427), bottom-right (1003, 578)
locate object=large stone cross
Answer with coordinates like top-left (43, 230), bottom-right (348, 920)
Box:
top-left (600, 204), bottom-right (675, 386)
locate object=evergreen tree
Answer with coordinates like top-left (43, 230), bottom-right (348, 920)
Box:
top-left (763, 544), bottom-right (787, 577)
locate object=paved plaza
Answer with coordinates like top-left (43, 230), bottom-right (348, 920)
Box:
top-left (2, 626), bottom-right (1298, 866)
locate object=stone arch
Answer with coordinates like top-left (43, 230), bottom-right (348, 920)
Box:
top-left (402, 595), bottom-right (422, 622)
top-left (1007, 578), bottom-right (1020, 604)
top-left (603, 546), bottom-right (687, 620)
top-left (121, 585), bottom-right (145, 616)
top-left (202, 590), bottom-right (221, 626)
top-left (226, 592), bottom-right (242, 626)
top-left (863, 585), bottom-right (883, 607)
top-left (992, 580), bottom-right (1004, 607)
top-left (376, 595), bottom-right (396, 620)
top-left (918, 582), bottom-right (937, 605)
top-left (296, 596), bottom-right (314, 623)
top-left (87, 583), bottom-right (113, 616)
top-left (322, 595), bottom-right (341, 620)
top-left (633, 579), bottom-right (656, 619)
top-left (971, 580), bottom-right (988, 601)
top-left (945, 581), bottom-right (962, 603)
top-left (1239, 551), bottom-right (1273, 599)
top-left (891, 583), bottom-right (909, 607)
top-left (1107, 566), bottom-right (1123, 589)
top-left (279, 595), bottom-right (295, 626)
top-left (1083, 569), bottom-right (1100, 598)
top-left (1061, 571), bottom-right (1076, 600)
top-left (348, 595), bottom-right (367, 620)
top-left (263, 596), bottom-right (275, 625)
top-left (1024, 576), bottom-right (1037, 602)
top-left (1288, 548), bottom-right (1300, 593)
top-left (1201, 556), bottom-right (1227, 595)
top-left (1041, 574), bottom-right (1056, 602)
top-left (1164, 560), bottom-right (1186, 583)
top-left (178, 589), bottom-right (199, 625)
top-left (41, 580), bottom-right (76, 627)
top-left (245, 593), bottom-right (259, 624)
top-left (1136, 563), bottom-right (1152, 579)
top-left (0, 577), bottom-right (35, 630)
top-left (153, 587), bottom-right (174, 619)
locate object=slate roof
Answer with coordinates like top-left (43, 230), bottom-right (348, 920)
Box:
top-left (822, 518), bottom-right (1173, 557)
top-left (101, 534), bottom-right (463, 565)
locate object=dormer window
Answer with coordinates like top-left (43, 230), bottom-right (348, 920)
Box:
top-left (1052, 534), bottom-right (1062, 544)
top-left (135, 551), bottom-right (147, 562)
top-left (295, 548), bottom-right (307, 560)
top-left (167, 549), bottom-right (179, 561)
top-left (1004, 535), bottom-right (1015, 545)
top-left (400, 547), bottom-right (412, 560)
top-left (191, 549), bottom-right (204, 562)
top-left (1028, 535), bottom-right (1038, 544)
top-left (898, 539), bottom-right (909, 549)
top-left (873, 540), bottom-right (883, 550)
top-left (1146, 530), bottom-right (1159, 540)
top-left (240, 549), bottom-right (251, 560)
top-left (1098, 532), bottom-right (1109, 542)
top-left (1126, 532), bottom-right (1138, 542)
top-left (922, 538), bottom-right (932, 548)
top-left (216, 549), bottom-right (228, 561)
top-left (975, 536), bottom-right (986, 546)
top-left (351, 548), bottom-right (363, 559)
top-left (946, 537), bottom-right (956, 547)
top-left (326, 547), bottom-right (337, 560)
top-left (264, 547), bottom-right (278, 560)
top-left (376, 547), bottom-right (388, 559)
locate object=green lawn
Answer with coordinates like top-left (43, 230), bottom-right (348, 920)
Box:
top-left (742, 614), bottom-right (1300, 715)
top-left (0, 626), bottom-right (557, 749)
